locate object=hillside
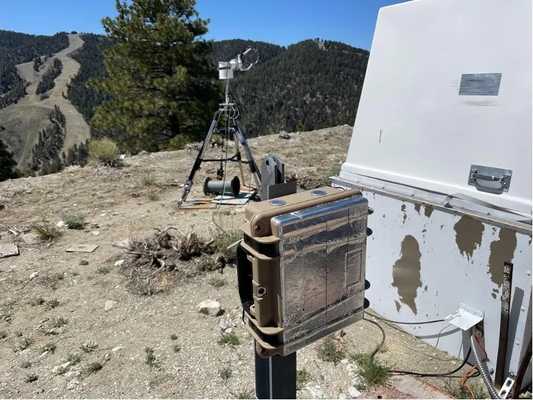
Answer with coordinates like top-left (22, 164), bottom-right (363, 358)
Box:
top-left (0, 32), bottom-right (90, 174)
top-left (67, 36), bottom-right (369, 138)
top-left (227, 39), bottom-right (368, 135)
top-left (0, 30), bottom-right (69, 109)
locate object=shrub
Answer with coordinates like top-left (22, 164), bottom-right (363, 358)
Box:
top-left (218, 332), bottom-right (240, 346)
top-left (67, 353), bottom-right (82, 365)
top-left (317, 336), bottom-right (345, 364)
top-left (144, 347), bottom-right (158, 368)
top-left (350, 353), bottom-right (390, 388)
top-left (64, 214), bottom-right (85, 229)
top-left (219, 366), bottom-right (232, 381)
top-left (166, 134), bottom-right (195, 150)
top-left (88, 138), bottom-right (120, 166)
top-left (296, 369), bottom-right (312, 390)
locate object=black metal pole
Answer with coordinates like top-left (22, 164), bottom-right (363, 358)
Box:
top-left (495, 261), bottom-right (513, 387)
top-left (255, 349), bottom-right (297, 399)
top-left (512, 339), bottom-right (532, 398)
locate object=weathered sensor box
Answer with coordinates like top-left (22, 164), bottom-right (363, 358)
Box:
top-left (237, 187), bottom-right (369, 356)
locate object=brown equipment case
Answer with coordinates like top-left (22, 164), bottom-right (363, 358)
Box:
top-left (237, 187), bottom-right (369, 356)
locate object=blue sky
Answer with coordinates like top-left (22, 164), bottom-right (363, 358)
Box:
top-left (0, 0), bottom-right (408, 50)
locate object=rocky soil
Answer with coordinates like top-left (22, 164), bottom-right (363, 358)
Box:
top-left (0, 126), bottom-right (475, 398)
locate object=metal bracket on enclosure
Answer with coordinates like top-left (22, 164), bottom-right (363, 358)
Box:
top-left (468, 165), bottom-right (512, 195)
top-left (446, 304), bottom-right (484, 331)
top-left (498, 376), bottom-right (515, 399)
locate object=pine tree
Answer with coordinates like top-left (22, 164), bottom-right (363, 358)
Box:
top-left (0, 139), bottom-right (17, 181)
top-left (91, 0), bottom-right (220, 153)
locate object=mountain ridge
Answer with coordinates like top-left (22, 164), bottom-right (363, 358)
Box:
top-left (0, 29), bottom-right (368, 177)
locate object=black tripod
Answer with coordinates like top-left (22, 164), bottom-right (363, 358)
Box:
top-left (178, 97), bottom-right (261, 207)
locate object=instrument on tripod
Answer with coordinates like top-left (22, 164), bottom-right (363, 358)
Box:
top-left (178, 48), bottom-right (262, 207)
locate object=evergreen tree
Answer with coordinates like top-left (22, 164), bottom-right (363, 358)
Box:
top-left (91, 0), bottom-right (220, 153)
top-left (0, 139), bottom-right (17, 181)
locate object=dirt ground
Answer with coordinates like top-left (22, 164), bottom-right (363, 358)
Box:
top-left (0, 126), bottom-right (481, 398)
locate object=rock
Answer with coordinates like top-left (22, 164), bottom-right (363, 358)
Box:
top-left (56, 221), bottom-right (66, 228)
top-left (114, 259), bottom-right (125, 267)
top-left (308, 385), bottom-right (324, 398)
top-left (64, 369), bottom-right (80, 379)
top-left (112, 239), bottom-right (132, 250)
top-left (52, 361), bottom-right (72, 375)
top-left (90, 231), bottom-right (100, 236)
top-left (0, 243), bottom-right (19, 258)
top-left (279, 131), bottom-right (291, 140)
top-left (21, 232), bottom-right (41, 245)
top-left (218, 317), bottom-right (235, 333)
top-left (79, 260), bottom-right (89, 266)
top-left (197, 300), bottom-right (222, 316)
top-left (112, 345), bottom-right (123, 352)
top-left (104, 300), bottom-right (117, 311)
top-left (348, 386), bottom-right (361, 398)
top-left (66, 379), bottom-right (80, 390)
top-left (29, 271), bottom-right (39, 280)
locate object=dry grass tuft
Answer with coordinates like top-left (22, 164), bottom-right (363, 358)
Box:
top-left (212, 230), bottom-right (241, 261)
top-left (32, 223), bottom-right (62, 242)
top-left (208, 276), bottom-right (226, 288)
top-left (219, 366), bottom-right (232, 381)
top-left (85, 361), bottom-right (103, 375)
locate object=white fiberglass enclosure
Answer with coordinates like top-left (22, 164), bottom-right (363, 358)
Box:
top-left (341, 0), bottom-right (532, 216)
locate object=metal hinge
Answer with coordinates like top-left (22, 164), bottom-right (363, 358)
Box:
top-left (498, 376), bottom-right (515, 399)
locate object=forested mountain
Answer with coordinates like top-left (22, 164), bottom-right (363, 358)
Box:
top-left (67, 34), bottom-right (111, 124)
top-left (67, 36), bottom-right (368, 139)
top-left (226, 39), bottom-right (368, 135)
top-left (0, 30), bottom-right (68, 108)
top-left (0, 29), bottom-right (368, 174)
top-left (211, 39), bottom-right (285, 66)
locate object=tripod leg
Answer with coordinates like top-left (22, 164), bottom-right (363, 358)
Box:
top-left (234, 122), bottom-right (262, 191)
top-left (232, 129), bottom-right (247, 188)
top-left (178, 112), bottom-right (220, 206)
